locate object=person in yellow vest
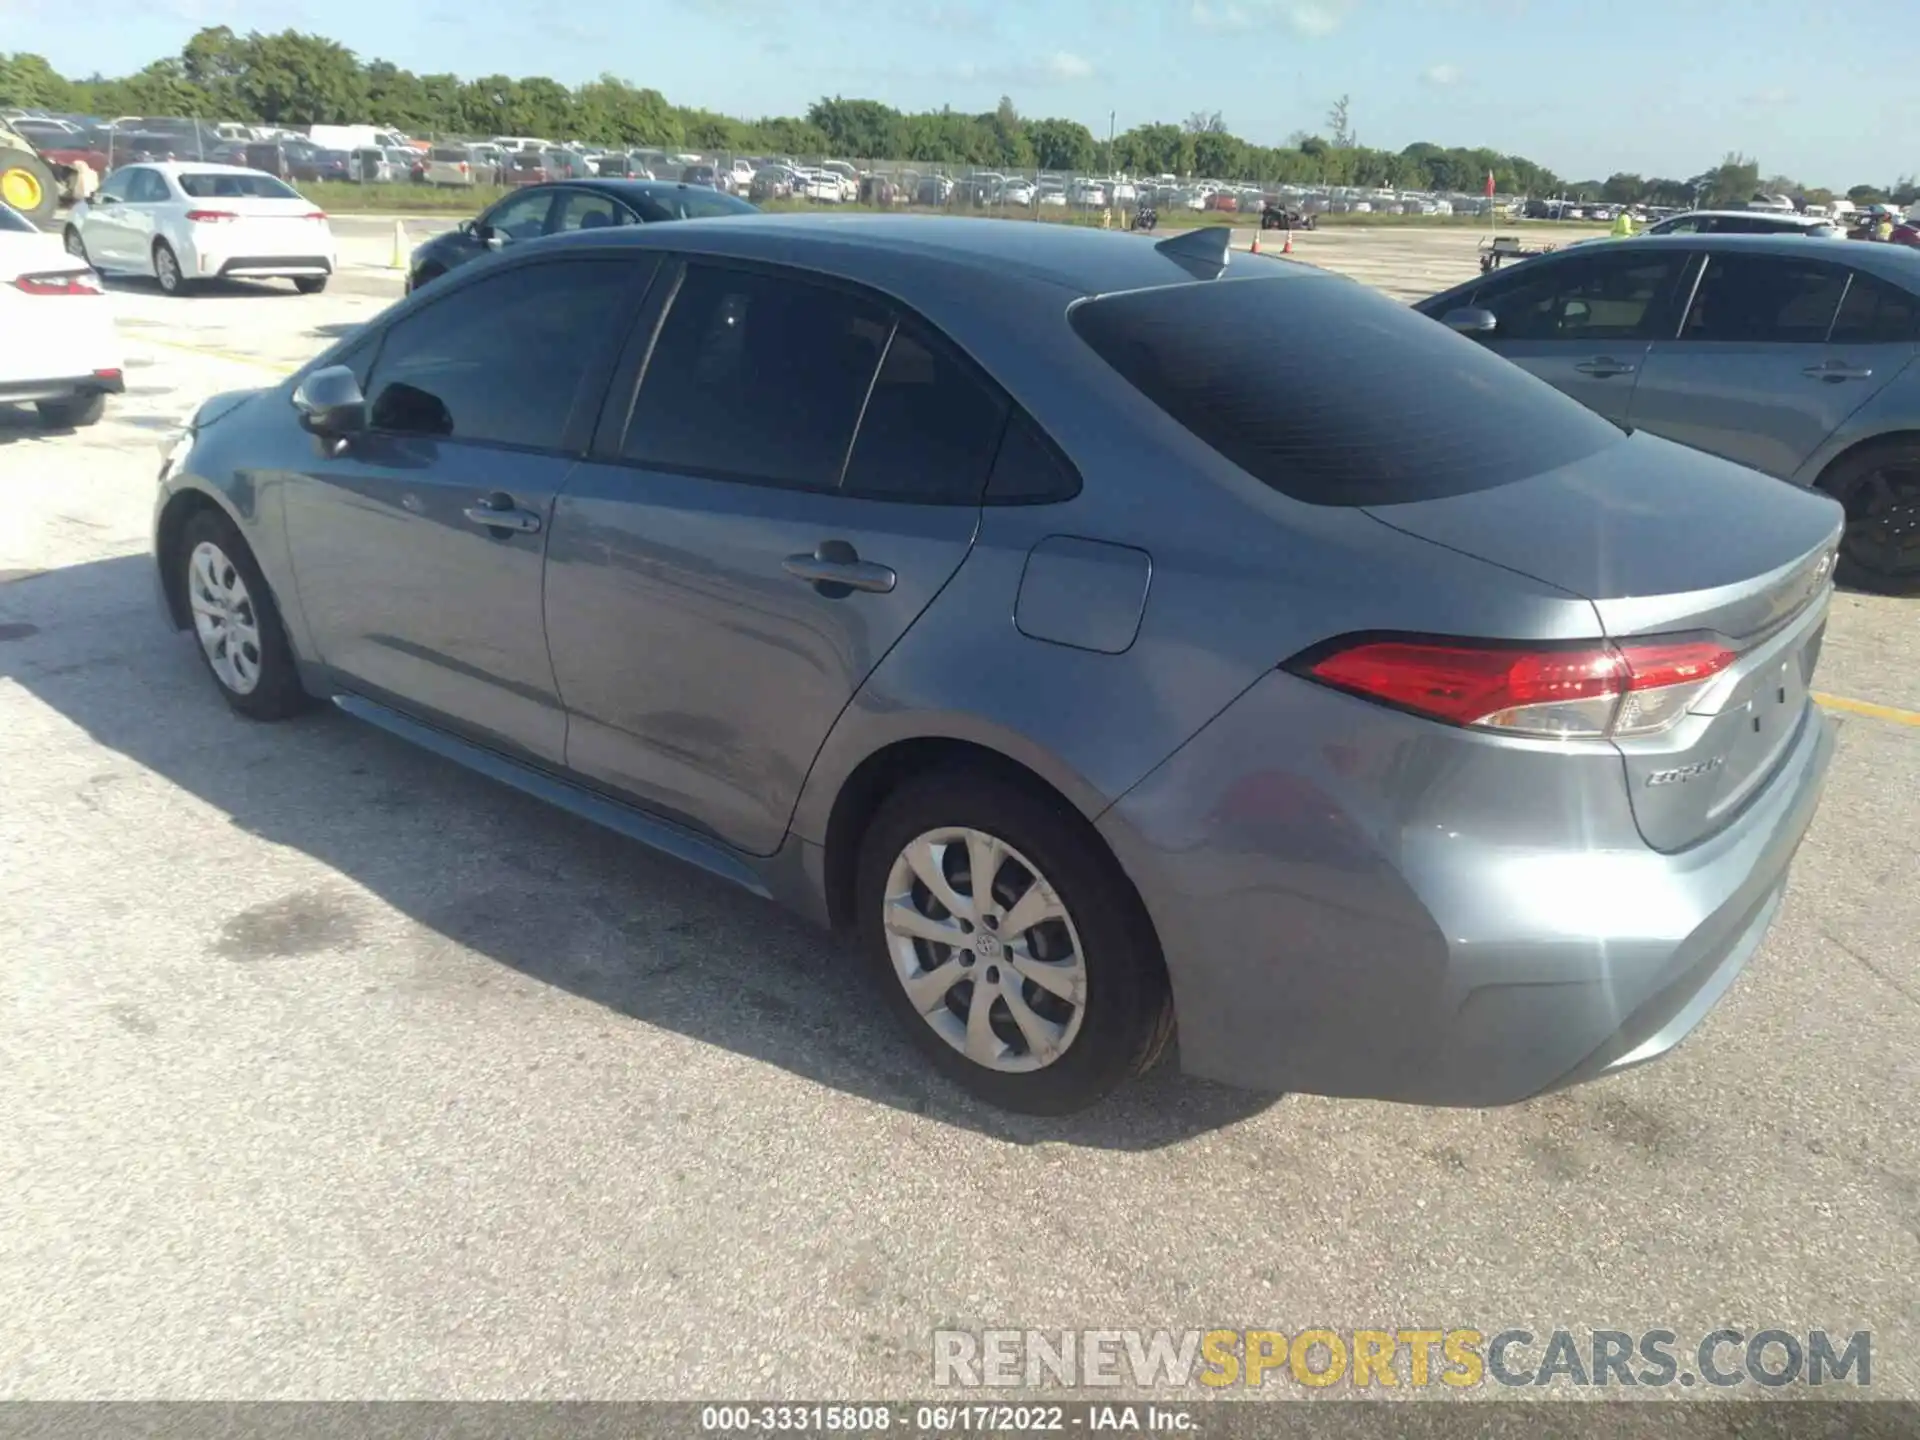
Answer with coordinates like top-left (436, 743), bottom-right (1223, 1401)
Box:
top-left (1611, 207), bottom-right (1635, 238)
top-left (1874, 211), bottom-right (1894, 242)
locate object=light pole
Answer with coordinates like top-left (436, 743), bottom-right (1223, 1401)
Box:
top-left (1107, 109), bottom-right (1117, 227)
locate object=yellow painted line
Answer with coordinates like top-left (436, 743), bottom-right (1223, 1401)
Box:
top-left (127, 333), bottom-right (296, 375)
top-left (1814, 692), bottom-right (1920, 727)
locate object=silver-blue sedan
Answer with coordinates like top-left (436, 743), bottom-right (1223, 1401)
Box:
top-left (151, 217), bottom-right (1841, 1112)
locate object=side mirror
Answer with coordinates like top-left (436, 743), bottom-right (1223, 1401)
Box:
top-left (1441, 306), bottom-right (1498, 336)
top-left (94, 192), bottom-right (118, 206)
top-left (292, 365), bottom-right (367, 439)
top-left (484, 228), bottom-right (505, 250)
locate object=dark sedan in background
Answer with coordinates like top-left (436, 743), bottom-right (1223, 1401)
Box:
top-left (1419, 234), bottom-right (1920, 594)
top-left (405, 179), bottom-right (758, 292)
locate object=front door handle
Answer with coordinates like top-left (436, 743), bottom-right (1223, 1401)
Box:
top-left (1574, 357), bottom-right (1637, 378)
top-left (462, 493), bottom-right (542, 535)
top-left (783, 539), bottom-right (896, 597)
top-left (1803, 362), bottom-right (1874, 382)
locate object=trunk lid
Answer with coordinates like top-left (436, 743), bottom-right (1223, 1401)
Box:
top-left (1365, 430), bottom-right (1844, 852)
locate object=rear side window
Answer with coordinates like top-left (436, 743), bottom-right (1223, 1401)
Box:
top-left (1070, 274), bottom-right (1624, 506)
top-left (1830, 271), bottom-right (1920, 344)
top-left (624, 263), bottom-right (890, 491)
top-left (1681, 254), bottom-right (1847, 342)
top-left (365, 258), bottom-right (639, 450)
top-left (840, 327), bottom-right (1009, 504)
top-left (985, 411), bottom-right (1082, 504)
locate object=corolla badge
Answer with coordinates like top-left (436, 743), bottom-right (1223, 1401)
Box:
top-left (1646, 756), bottom-right (1726, 787)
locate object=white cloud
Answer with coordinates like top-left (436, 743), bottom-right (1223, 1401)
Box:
top-left (1047, 50), bottom-right (1096, 79)
top-left (1421, 62), bottom-right (1462, 85)
top-left (1190, 0), bottom-right (1352, 35)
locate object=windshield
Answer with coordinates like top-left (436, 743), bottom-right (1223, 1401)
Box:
top-left (178, 172), bottom-right (302, 199)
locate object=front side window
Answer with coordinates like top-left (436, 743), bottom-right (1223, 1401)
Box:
top-left (554, 190), bottom-right (632, 231)
top-left (1475, 251), bottom-right (1689, 341)
top-left (363, 258), bottom-right (639, 450)
top-left (622, 263), bottom-right (889, 490)
top-left (483, 189), bottom-right (555, 240)
top-left (1681, 254), bottom-right (1847, 342)
top-left (94, 169), bottom-right (136, 203)
top-left (129, 169), bottom-right (172, 203)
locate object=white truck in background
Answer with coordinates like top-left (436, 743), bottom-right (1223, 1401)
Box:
top-left (307, 124), bottom-right (411, 152)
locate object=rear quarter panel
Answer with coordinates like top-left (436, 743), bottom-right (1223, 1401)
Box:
top-left (1789, 345), bottom-right (1920, 485)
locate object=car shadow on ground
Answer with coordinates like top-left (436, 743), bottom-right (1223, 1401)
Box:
top-left (0, 553), bottom-right (1275, 1149)
top-left (99, 274), bottom-right (309, 300)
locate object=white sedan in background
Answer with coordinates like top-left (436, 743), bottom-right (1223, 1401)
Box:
top-left (0, 199), bottom-right (122, 428)
top-left (62, 163), bottom-right (337, 296)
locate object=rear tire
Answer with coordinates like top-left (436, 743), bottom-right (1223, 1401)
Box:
top-left (1817, 440), bottom-right (1920, 596)
top-left (173, 509), bottom-right (316, 721)
top-left (855, 768), bottom-right (1172, 1114)
top-left (153, 239), bottom-right (189, 295)
top-left (294, 276), bottom-right (328, 294)
top-left (36, 393), bottom-right (105, 429)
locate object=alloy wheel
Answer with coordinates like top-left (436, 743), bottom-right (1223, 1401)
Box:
top-left (187, 540), bottom-right (263, 695)
top-left (155, 245), bottom-right (181, 293)
top-left (881, 827), bottom-right (1088, 1073)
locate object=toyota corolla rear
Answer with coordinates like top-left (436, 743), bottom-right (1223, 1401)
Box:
top-left (0, 206), bottom-right (123, 414)
top-left (173, 172), bottom-right (335, 282)
top-left (1064, 267), bottom-right (1840, 1106)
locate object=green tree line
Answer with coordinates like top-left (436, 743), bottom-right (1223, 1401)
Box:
top-left (4, 34), bottom-right (1912, 203)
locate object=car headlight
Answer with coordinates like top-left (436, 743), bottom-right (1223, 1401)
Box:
top-left (158, 425), bottom-right (194, 484)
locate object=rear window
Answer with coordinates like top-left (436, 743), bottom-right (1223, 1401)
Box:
top-left (1068, 274), bottom-right (1624, 506)
top-left (0, 202), bottom-right (36, 233)
top-left (431, 147), bottom-right (468, 162)
top-left (178, 172), bottom-right (301, 199)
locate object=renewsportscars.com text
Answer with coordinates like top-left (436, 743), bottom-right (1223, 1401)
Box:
top-left (933, 1328), bottom-right (1872, 1390)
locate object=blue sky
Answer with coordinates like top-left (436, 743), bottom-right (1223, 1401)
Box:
top-left (10, 0), bottom-right (1918, 187)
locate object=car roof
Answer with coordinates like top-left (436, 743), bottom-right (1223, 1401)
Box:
top-left (1667, 209), bottom-right (1827, 223)
top-left (530, 212), bottom-right (1331, 298)
top-left (1528, 232), bottom-right (1920, 287)
top-left (143, 161), bottom-right (278, 176)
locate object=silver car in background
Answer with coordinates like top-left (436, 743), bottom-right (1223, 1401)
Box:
top-left (152, 218), bottom-right (1840, 1113)
top-left (1420, 234), bottom-right (1920, 594)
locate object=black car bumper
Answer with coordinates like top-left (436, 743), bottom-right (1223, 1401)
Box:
top-left (0, 371), bottom-right (125, 404)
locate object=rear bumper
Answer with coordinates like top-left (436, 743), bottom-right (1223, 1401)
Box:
top-left (1097, 671), bottom-right (1837, 1107)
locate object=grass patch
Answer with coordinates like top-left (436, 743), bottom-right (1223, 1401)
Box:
top-left (298, 181), bottom-right (1603, 236)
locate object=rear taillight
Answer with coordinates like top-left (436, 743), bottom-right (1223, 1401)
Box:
top-left (186, 209), bottom-right (238, 223)
top-left (14, 270), bottom-right (105, 296)
top-left (303, 210), bottom-right (328, 221)
top-left (1289, 634), bottom-right (1736, 740)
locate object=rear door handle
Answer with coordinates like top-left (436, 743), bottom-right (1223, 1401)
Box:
top-left (1574, 357), bottom-right (1637, 377)
top-left (783, 539), bottom-right (896, 597)
top-left (462, 494), bottom-right (542, 534)
top-left (1802, 363), bottom-right (1873, 382)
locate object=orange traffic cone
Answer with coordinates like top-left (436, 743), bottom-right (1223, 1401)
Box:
top-left (1282, 231), bottom-right (1293, 254)
top-left (1250, 229), bottom-right (1260, 254)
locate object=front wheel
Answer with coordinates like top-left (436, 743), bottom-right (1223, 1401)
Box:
top-left (63, 226), bottom-right (89, 264)
top-left (1819, 441), bottom-right (1920, 596)
top-left (294, 276), bottom-right (328, 294)
top-left (174, 509), bottom-right (316, 720)
top-left (856, 769), bottom-right (1172, 1114)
